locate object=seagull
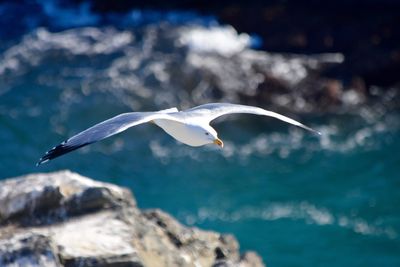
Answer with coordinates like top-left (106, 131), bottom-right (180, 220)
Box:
top-left (37, 103), bottom-right (320, 165)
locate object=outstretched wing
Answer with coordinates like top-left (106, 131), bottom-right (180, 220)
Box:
top-left (186, 103), bottom-right (320, 135)
top-left (37, 110), bottom-right (180, 165)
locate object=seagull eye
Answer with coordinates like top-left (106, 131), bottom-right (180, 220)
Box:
top-left (205, 132), bottom-right (210, 136)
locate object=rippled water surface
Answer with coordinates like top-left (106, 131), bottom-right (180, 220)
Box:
top-left (1, 4), bottom-right (399, 266)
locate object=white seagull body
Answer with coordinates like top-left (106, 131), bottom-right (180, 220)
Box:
top-left (37, 103), bottom-right (320, 165)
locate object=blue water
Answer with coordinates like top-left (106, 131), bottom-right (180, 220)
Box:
top-left (1, 3), bottom-right (400, 266)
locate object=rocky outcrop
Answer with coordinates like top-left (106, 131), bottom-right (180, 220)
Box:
top-left (87, 0), bottom-right (400, 89)
top-left (2, 1), bottom-right (399, 116)
top-left (0, 171), bottom-right (264, 267)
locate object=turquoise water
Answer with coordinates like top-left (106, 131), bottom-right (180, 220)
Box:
top-left (1, 9), bottom-right (400, 266)
top-left (2, 81), bottom-right (399, 266)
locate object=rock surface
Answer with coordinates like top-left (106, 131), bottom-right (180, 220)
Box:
top-left (0, 171), bottom-right (265, 267)
top-left (2, 1), bottom-right (399, 117)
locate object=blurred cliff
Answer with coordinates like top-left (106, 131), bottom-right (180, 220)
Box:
top-left (1, 0), bottom-right (399, 113)
top-left (90, 0), bottom-right (400, 88)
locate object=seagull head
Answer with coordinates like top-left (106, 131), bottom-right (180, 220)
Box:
top-left (202, 125), bottom-right (223, 148)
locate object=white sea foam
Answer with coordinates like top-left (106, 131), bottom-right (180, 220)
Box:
top-left (147, 110), bottom-right (398, 164)
top-left (179, 202), bottom-right (397, 239)
top-left (178, 26), bottom-right (251, 56)
top-left (0, 27), bottom-right (134, 78)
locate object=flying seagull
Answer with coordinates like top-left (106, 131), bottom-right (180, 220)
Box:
top-left (37, 103), bottom-right (320, 165)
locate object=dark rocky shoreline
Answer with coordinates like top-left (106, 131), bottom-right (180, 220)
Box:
top-left (0, 171), bottom-right (265, 267)
top-left (1, 0), bottom-right (399, 114)
top-left (70, 0), bottom-right (400, 89)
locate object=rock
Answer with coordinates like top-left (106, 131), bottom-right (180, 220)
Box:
top-left (1, 1), bottom-right (399, 118)
top-left (85, 0), bottom-right (400, 88)
top-left (0, 171), bottom-right (133, 226)
top-left (51, 211), bottom-right (142, 267)
top-left (2, 23), bottom-right (397, 116)
top-left (0, 171), bottom-right (265, 267)
top-left (0, 233), bottom-right (61, 267)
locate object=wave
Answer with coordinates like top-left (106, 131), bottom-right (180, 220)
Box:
top-left (178, 202), bottom-right (398, 240)
top-left (148, 109), bottom-right (399, 163)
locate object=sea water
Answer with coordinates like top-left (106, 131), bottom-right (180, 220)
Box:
top-left (0, 5), bottom-right (399, 266)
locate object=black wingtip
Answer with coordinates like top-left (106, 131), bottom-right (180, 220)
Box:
top-left (36, 148), bottom-right (56, 166)
top-left (36, 158), bottom-right (49, 166)
top-left (36, 141), bottom-right (89, 166)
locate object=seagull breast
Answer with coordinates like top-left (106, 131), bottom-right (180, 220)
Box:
top-left (153, 119), bottom-right (208, 147)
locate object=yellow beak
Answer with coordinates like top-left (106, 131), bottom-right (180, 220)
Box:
top-left (213, 138), bottom-right (224, 148)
